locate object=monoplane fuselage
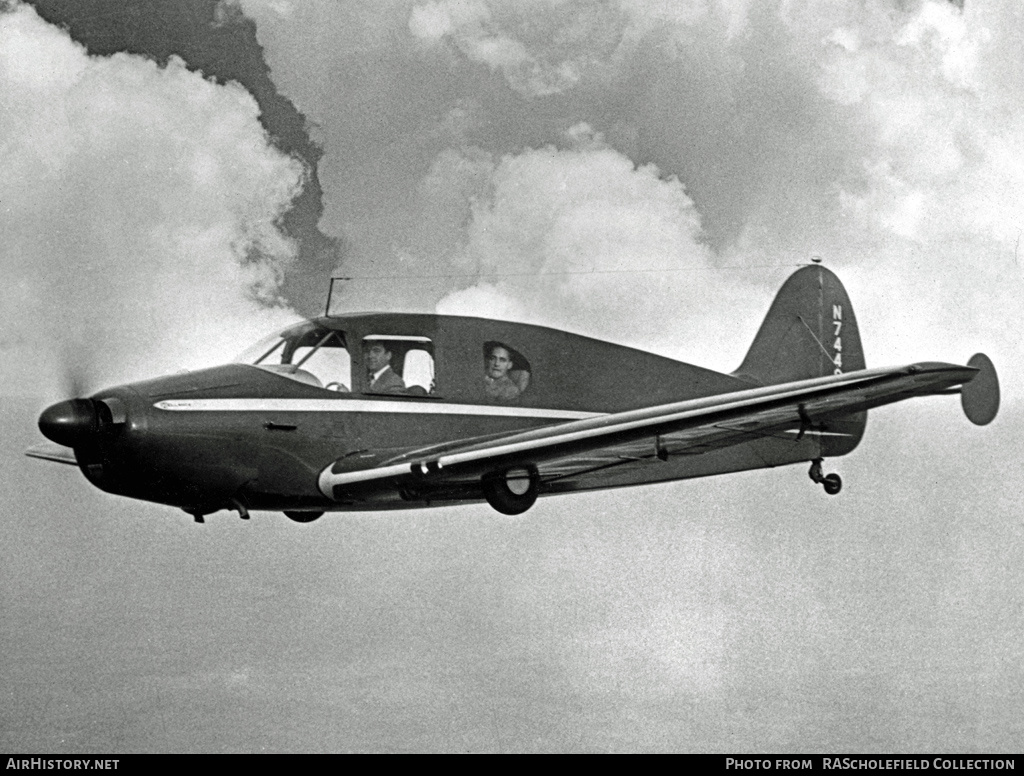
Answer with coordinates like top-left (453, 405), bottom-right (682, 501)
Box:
top-left (29, 266), bottom-right (999, 521)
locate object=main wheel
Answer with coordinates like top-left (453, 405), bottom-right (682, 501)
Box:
top-left (822, 473), bottom-right (842, 496)
top-left (481, 467), bottom-right (539, 515)
top-left (284, 510), bottom-right (324, 523)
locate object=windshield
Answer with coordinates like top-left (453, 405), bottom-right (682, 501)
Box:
top-left (235, 322), bottom-right (352, 391)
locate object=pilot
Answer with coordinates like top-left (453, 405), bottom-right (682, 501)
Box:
top-left (484, 343), bottom-right (524, 401)
top-left (364, 342), bottom-right (406, 394)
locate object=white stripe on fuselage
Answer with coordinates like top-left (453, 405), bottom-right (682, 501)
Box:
top-left (153, 397), bottom-right (604, 421)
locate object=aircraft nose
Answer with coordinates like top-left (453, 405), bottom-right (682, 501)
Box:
top-left (39, 398), bottom-right (99, 447)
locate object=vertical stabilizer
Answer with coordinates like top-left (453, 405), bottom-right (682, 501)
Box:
top-left (734, 265), bottom-right (865, 385)
top-left (733, 265), bottom-right (866, 455)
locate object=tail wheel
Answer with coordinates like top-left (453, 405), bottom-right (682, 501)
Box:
top-left (809, 459), bottom-right (843, 496)
top-left (822, 473), bottom-right (842, 496)
top-left (284, 510), bottom-right (324, 523)
top-left (481, 467), bottom-right (539, 515)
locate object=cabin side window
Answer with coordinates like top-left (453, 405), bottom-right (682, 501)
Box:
top-left (236, 323), bottom-right (352, 391)
top-left (483, 341), bottom-right (531, 402)
top-left (362, 335), bottom-right (436, 396)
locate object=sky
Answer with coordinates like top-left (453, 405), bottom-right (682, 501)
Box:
top-left (1, 0), bottom-right (1023, 753)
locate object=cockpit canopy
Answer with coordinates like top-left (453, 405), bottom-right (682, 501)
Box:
top-left (235, 318), bottom-right (536, 403)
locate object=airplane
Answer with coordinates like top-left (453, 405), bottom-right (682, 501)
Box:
top-left (26, 264), bottom-right (1000, 523)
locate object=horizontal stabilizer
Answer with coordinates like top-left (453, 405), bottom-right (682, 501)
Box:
top-left (25, 442), bottom-right (78, 466)
top-left (961, 353), bottom-right (999, 425)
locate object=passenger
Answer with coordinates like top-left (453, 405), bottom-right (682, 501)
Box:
top-left (364, 342), bottom-right (406, 394)
top-left (484, 344), bottom-right (523, 401)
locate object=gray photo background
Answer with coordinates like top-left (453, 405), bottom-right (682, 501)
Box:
top-left (1, 0), bottom-right (1022, 753)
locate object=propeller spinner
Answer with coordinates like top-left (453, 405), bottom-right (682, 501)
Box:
top-left (38, 398), bottom-right (100, 448)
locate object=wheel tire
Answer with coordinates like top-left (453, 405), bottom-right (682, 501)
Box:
top-left (822, 473), bottom-right (842, 496)
top-left (284, 510), bottom-right (324, 523)
top-left (481, 467), bottom-right (539, 515)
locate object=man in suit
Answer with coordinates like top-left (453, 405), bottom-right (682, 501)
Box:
top-left (364, 341), bottom-right (406, 394)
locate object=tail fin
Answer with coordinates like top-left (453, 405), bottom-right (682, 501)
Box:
top-left (734, 265), bottom-right (865, 385)
top-left (734, 265), bottom-right (866, 456)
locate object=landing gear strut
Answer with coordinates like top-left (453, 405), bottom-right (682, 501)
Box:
top-left (183, 497), bottom-right (252, 523)
top-left (808, 458), bottom-right (842, 496)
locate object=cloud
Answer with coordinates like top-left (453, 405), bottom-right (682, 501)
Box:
top-left (0, 4), bottom-right (304, 396)
top-left (4, 1), bottom-right (1024, 752)
top-left (789, 1), bottom-right (1024, 377)
top-left (408, 0), bottom-right (487, 43)
top-left (431, 126), bottom-right (772, 365)
top-left (435, 282), bottom-right (526, 322)
top-left (405, 1), bottom-right (1024, 384)
top-left (408, 0), bottom-right (628, 98)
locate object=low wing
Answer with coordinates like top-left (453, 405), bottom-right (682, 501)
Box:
top-left (318, 361), bottom-right (980, 499)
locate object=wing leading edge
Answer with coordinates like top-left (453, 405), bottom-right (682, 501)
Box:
top-left (318, 361), bottom-right (982, 500)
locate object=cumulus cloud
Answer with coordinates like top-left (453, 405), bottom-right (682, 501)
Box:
top-left (431, 126), bottom-right (772, 365)
top-left (0, 4), bottom-right (303, 396)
